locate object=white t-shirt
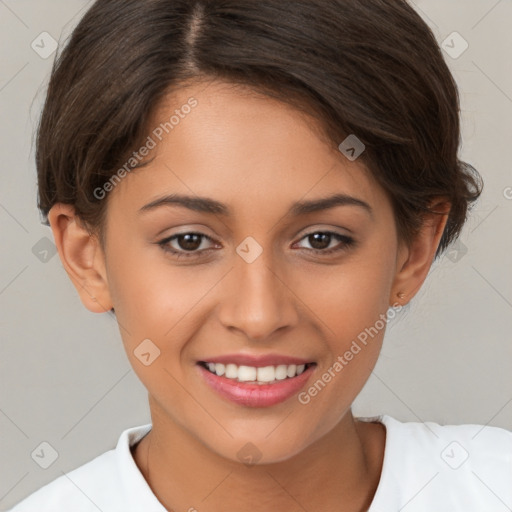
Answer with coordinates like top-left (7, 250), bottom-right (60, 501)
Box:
top-left (7, 414), bottom-right (512, 511)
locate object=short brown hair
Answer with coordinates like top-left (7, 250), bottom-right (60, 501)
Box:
top-left (36, 0), bottom-right (482, 259)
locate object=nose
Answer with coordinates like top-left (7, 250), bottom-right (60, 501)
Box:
top-left (217, 249), bottom-right (300, 341)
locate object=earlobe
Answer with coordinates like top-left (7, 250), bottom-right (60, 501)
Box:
top-left (389, 200), bottom-right (451, 307)
top-left (47, 203), bottom-right (113, 313)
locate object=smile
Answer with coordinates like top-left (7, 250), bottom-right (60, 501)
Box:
top-left (197, 357), bottom-right (317, 407)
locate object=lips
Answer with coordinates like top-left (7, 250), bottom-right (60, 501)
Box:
top-left (196, 354), bottom-right (316, 407)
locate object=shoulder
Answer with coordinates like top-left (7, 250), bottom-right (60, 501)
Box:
top-left (7, 449), bottom-right (119, 512)
top-left (365, 414), bottom-right (512, 511)
top-left (7, 424), bottom-right (155, 512)
top-left (381, 414), bottom-right (512, 465)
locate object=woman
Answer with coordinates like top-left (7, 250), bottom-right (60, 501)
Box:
top-left (9, 0), bottom-right (511, 510)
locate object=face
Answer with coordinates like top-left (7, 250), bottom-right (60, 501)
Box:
top-left (97, 80), bottom-right (404, 463)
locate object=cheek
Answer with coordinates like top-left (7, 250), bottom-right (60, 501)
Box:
top-left (303, 252), bottom-right (395, 343)
top-left (293, 249), bottom-right (395, 419)
top-left (106, 236), bottom-right (213, 336)
top-left (105, 250), bottom-right (206, 398)
top-left (316, 272), bottom-right (387, 387)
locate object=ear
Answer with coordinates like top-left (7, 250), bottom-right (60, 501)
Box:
top-left (47, 203), bottom-right (113, 313)
top-left (390, 199), bottom-right (451, 306)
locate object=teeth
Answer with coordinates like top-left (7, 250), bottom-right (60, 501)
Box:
top-left (238, 365), bottom-right (257, 382)
top-left (286, 364), bottom-right (297, 378)
top-left (204, 362), bottom-right (310, 383)
top-left (225, 364), bottom-right (238, 379)
top-left (275, 365), bottom-right (288, 380)
top-left (257, 366), bottom-right (275, 382)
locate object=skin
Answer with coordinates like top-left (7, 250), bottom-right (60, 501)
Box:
top-left (48, 79), bottom-right (449, 512)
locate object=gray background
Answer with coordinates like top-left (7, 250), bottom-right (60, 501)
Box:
top-left (1, 0), bottom-right (511, 508)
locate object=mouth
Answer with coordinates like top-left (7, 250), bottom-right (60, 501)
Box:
top-left (196, 357), bottom-right (317, 407)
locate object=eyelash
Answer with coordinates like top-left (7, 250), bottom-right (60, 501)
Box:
top-left (157, 231), bottom-right (356, 259)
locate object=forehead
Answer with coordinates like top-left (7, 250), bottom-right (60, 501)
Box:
top-left (108, 80), bottom-right (389, 219)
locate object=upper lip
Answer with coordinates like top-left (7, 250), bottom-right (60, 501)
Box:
top-left (199, 353), bottom-right (314, 367)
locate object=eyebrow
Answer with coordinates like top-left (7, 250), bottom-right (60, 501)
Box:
top-left (138, 193), bottom-right (373, 218)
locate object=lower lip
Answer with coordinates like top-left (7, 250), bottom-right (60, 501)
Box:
top-left (197, 364), bottom-right (316, 408)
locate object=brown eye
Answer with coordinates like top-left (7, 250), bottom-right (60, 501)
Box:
top-left (175, 233), bottom-right (203, 251)
top-left (157, 232), bottom-right (217, 258)
top-left (295, 231), bottom-right (355, 255)
top-left (308, 232), bottom-right (332, 250)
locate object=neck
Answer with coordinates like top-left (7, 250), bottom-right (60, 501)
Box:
top-left (132, 399), bottom-right (384, 512)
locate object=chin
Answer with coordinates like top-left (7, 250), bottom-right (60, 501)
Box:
top-left (202, 427), bottom-right (316, 466)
